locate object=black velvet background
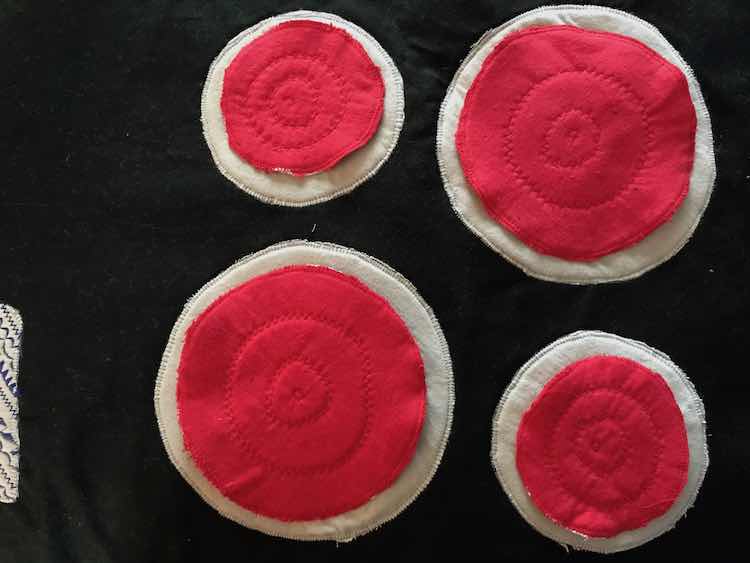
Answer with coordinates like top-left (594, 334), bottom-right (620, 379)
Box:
top-left (1, 1), bottom-right (748, 561)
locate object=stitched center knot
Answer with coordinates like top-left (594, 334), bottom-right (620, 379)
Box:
top-left (543, 109), bottom-right (601, 169)
top-left (575, 418), bottom-right (626, 474)
top-left (268, 359), bottom-right (331, 426)
top-left (269, 76), bottom-right (320, 128)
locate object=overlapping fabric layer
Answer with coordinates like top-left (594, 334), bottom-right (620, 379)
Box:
top-left (221, 21), bottom-right (385, 176)
top-left (491, 331), bottom-right (708, 553)
top-left (156, 242), bottom-right (454, 540)
top-left (437, 5), bottom-right (715, 283)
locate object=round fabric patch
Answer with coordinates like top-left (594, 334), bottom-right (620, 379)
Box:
top-left (491, 331), bottom-right (708, 552)
top-left (438, 5), bottom-right (715, 282)
top-left (516, 356), bottom-right (689, 538)
top-left (155, 241), bottom-right (454, 540)
top-left (177, 266), bottom-right (425, 521)
top-left (221, 20), bottom-right (384, 176)
top-left (203, 11), bottom-right (405, 206)
top-left (456, 26), bottom-right (695, 261)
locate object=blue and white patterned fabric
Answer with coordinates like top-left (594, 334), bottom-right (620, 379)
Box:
top-left (0, 304), bottom-right (21, 503)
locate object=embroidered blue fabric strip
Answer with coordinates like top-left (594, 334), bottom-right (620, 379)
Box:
top-left (0, 304), bottom-right (21, 504)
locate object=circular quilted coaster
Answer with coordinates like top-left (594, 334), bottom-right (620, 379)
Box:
top-left (491, 331), bottom-right (708, 552)
top-left (203, 11), bottom-right (404, 206)
top-left (155, 241), bottom-right (454, 540)
top-left (221, 20), bottom-right (384, 176)
top-left (438, 5), bottom-right (715, 283)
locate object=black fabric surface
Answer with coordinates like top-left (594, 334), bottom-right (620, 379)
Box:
top-left (1, 1), bottom-right (748, 561)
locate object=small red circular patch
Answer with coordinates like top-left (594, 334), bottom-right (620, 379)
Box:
top-left (516, 355), bottom-right (689, 538)
top-left (456, 26), bottom-right (696, 261)
top-left (221, 20), bottom-right (385, 175)
top-left (177, 266), bottom-right (425, 521)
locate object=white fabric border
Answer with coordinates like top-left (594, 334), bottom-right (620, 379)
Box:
top-left (436, 5), bottom-right (716, 284)
top-left (202, 11), bottom-right (405, 206)
top-left (491, 331), bottom-right (708, 553)
top-left (154, 241), bottom-right (454, 541)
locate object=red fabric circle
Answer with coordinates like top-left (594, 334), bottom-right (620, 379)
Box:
top-left (456, 26), bottom-right (697, 261)
top-left (221, 20), bottom-right (385, 176)
top-left (516, 355), bottom-right (690, 538)
top-left (177, 265), bottom-right (426, 521)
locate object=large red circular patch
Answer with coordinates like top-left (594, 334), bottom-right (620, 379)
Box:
top-left (221, 20), bottom-right (385, 176)
top-left (456, 26), bottom-right (697, 261)
top-left (176, 265), bottom-right (426, 521)
top-left (516, 355), bottom-right (689, 538)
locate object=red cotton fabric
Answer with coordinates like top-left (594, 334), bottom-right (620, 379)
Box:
top-left (176, 265), bottom-right (426, 521)
top-left (456, 26), bottom-right (697, 261)
top-left (515, 355), bottom-right (690, 538)
top-left (221, 20), bottom-right (385, 176)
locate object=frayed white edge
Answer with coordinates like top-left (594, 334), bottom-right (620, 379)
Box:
top-left (201, 11), bottom-right (405, 207)
top-left (490, 330), bottom-right (709, 553)
top-left (154, 240), bottom-right (454, 541)
top-left (436, 4), bottom-right (717, 284)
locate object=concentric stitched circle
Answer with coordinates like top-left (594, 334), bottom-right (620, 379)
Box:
top-left (176, 265), bottom-right (426, 521)
top-left (234, 53), bottom-right (346, 150)
top-left (221, 20), bottom-right (385, 175)
top-left (542, 109), bottom-right (601, 169)
top-left (268, 76), bottom-right (321, 128)
top-left (223, 315), bottom-right (372, 475)
top-left (491, 330), bottom-right (708, 552)
top-left (263, 357), bottom-right (331, 427)
top-left (505, 68), bottom-right (650, 209)
top-left (515, 355), bottom-right (689, 538)
top-left (456, 25), bottom-right (696, 261)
